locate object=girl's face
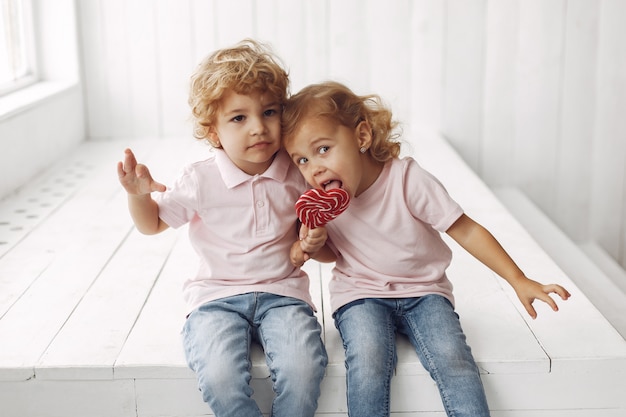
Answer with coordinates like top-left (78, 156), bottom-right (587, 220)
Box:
top-left (209, 89), bottom-right (282, 175)
top-left (285, 116), bottom-right (382, 198)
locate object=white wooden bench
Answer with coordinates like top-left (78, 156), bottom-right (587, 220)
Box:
top-left (1, 130), bottom-right (625, 417)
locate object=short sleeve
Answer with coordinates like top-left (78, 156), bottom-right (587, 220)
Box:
top-left (154, 164), bottom-right (200, 229)
top-left (402, 158), bottom-right (464, 232)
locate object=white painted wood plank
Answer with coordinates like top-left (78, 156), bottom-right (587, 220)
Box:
top-left (409, 0), bottom-right (445, 135)
top-left (134, 376), bottom-right (278, 417)
top-left (553, 0), bottom-right (599, 242)
top-left (35, 227), bottom-right (179, 380)
top-left (114, 228), bottom-right (195, 379)
top-left (257, 0), bottom-right (310, 94)
top-left (299, 0), bottom-right (330, 91)
top-left (100, 0), bottom-right (133, 138)
top-left (0, 194), bottom-right (133, 381)
top-left (76, 0), bottom-right (111, 139)
top-left (415, 131), bottom-right (626, 369)
top-left (213, 0), bottom-right (255, 46)
top-left (441, 0), bottom-right (486, 171)
top-left (0, 84), bottom-right (84, 198)
top-left (512, 0), bottom-right (565, 211)
top-left (495, 187), bottom-right (626, 339)
top-left (31, 139), bottom-right (208, 381)
top-left (2, 133), bottom-right (626, 415)
top-left (127, 0), bottom-right (161, 138)
top-left (482, 369), bottom-right (626, 411)
top-left (365, 0), bottom-right (412, 125)
top-left (0, 379), bottom-right (137, 417)
top-left (189, 0), bottom-right (218, 64)
top-left (115, 237), bottom-right (325, 380)
top-left (327, 0), bottom-right (369, 92)
top-left (481, 0), bottom-right (518, 185)
top-left (590, 0), bottom-right (626, 262)
top-left (155, 0), bottom-right (195, 137)
top-left (319, 261), bottom-right (344, 378)
top-left (0, 141), bottom-right (128, 316)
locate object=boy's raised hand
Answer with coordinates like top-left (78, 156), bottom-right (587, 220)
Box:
top-left (117, 148), bottom-right (166, 195)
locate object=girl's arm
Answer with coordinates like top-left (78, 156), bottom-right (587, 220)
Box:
top-left (117, 148), bottom-right (170, 235)
top-left (446, 213), bottom-right (571, 319)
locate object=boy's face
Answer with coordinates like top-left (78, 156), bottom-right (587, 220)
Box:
top-left (285, 117), bottom-right (375, 198)
top-left (209, 89), bottom-right (282, 175)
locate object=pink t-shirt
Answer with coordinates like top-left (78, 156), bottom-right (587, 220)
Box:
top-left (325, 157), bottom-right (464, 312)
top-left (155, 149), bottom-right (313, 315)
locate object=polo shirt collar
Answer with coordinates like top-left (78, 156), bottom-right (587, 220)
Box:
top-left (215, 149), bottom-right (291, 188)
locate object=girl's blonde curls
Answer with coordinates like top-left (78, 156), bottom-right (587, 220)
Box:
top-left (282, 81), bottom-right (401, 162)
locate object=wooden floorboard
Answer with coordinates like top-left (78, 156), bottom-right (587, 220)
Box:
top-left (0, 133), bottom-right (625, 416)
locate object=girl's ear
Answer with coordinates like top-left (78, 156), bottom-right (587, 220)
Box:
top-left (207, 128), bottom-right (221, 148)
top-left (356, 120), bottom-right (373, 150)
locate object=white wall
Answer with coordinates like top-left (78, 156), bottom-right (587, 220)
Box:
top-left (0, 0), bottom-right (84, 200)
top-left (72, 0), bottom-right (626, 271)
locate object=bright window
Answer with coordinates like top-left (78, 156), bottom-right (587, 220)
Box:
top-left (0, 0), bottom-right (37, 96)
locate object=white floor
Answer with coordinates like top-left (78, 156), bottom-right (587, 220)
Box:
top-left (0, 131), bottom-right (625, 416)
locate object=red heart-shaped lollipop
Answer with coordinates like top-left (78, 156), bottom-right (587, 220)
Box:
top-left (295, 188), bottom-right (350, 228)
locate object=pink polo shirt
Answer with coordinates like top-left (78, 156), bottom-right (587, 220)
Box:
top-left (325, 157), bottom-right (464, 312)
top-left (155, 149), bottom-right (313, 315)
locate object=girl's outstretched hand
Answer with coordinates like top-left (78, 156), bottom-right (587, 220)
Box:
top-left (117, 148), bottom-right (166, 195)
top-left (513, 278), bottom-right (571, 319)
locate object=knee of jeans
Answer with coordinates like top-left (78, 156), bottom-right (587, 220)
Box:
top-left (282, 351), bottom-right (326, 378)
top-left (345, 342), bottom-right (394, 378)
top-left (196, 363), bottom-right (253, 403)
top-left (270, 350), bottom-right (326, 394)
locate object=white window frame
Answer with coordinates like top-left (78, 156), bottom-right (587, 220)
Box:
top-left (0, 0), bottom-right (38, 96)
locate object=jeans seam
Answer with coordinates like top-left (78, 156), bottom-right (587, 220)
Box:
top-left (406, 317), bottom-right (456, 416)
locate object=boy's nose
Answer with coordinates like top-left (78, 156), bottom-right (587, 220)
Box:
top-left (250, 117), bottom-right (267, 136)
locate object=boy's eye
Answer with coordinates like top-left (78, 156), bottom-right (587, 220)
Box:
top-left (264, 108), bottom-right (278, 117)
top-left (318, 146), bottom-right (330, 154)
top-left (296, 157), bottom-right (308, 165)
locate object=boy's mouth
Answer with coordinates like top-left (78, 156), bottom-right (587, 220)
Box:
top-left (322, 180), bottom-right (342, 191)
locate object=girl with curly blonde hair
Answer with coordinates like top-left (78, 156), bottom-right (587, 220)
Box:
top-left (283, 81), bottom-right (570, 417)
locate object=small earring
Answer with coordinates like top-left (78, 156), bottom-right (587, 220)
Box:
top-left (360, 147), bottom-right (367, 153)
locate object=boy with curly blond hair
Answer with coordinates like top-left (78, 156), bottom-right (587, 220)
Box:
top-left (117, 39), bottom-right (327, 417)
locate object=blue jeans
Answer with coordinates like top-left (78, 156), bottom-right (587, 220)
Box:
top-left (182, 293), bottom-right (327, 417)
top-left (334, 295), bottom-right (490, 417)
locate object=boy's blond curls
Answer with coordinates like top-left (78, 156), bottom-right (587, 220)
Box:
top-left (189, 39), bottom-right (290, 142)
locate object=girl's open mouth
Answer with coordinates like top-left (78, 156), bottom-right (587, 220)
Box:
top-left (323, 180), bottom-right (342, 191)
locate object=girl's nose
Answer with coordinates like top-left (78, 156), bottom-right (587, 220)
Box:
top-left (312, 162), bottom-right (325, 177)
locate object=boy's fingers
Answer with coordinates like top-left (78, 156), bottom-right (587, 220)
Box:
top-left (116, 161), bottom-right (125, 178)
top-left (152, 181), bottom-right (167, 192)
top-left (123, 149), bottom-right (137, 171)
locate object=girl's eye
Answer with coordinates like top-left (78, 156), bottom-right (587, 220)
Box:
top-left (232, 115), bottom-right (245, 122)
top-left (318, 146), bottom-right (330, 154)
